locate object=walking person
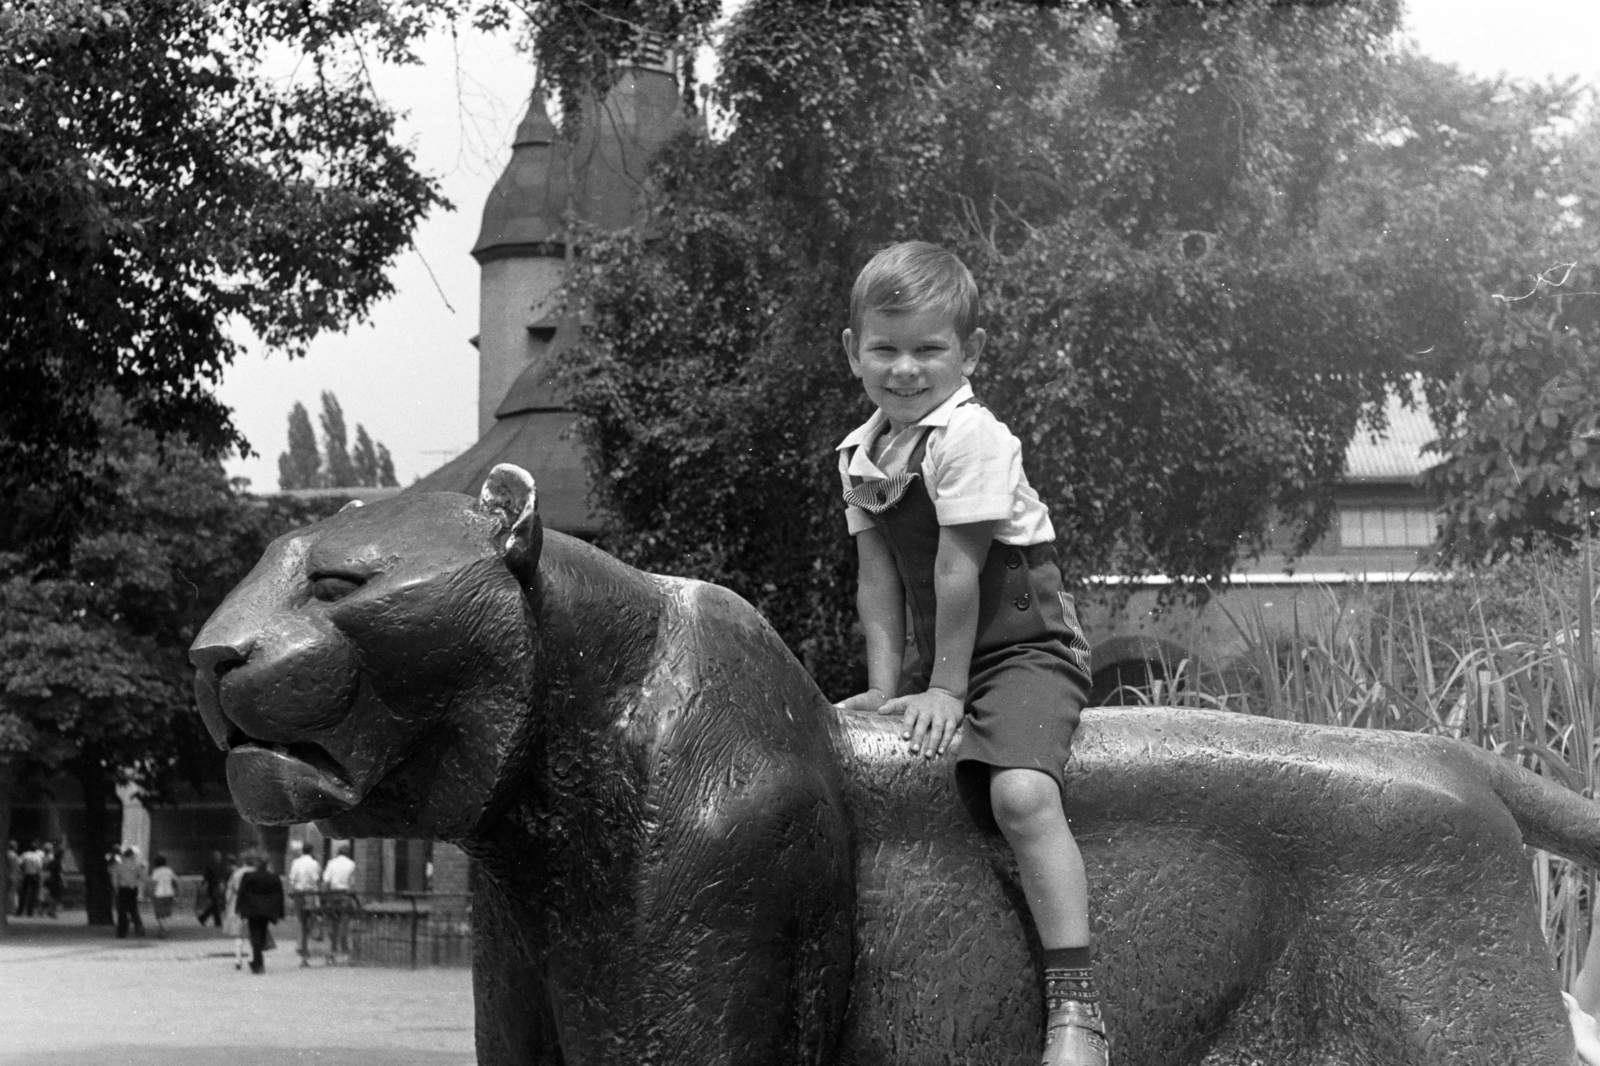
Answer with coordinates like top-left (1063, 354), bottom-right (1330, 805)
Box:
top-left (287, 841), bottom-right (322, 966)
top-left (15, 842), bottom-right (43, 916)
top-left (148, 855), bottom-right (178, 937)
top-left (41, 842), bottom-right (64, 918)
top-left (110, 846), bottom-right (146, 938)
top-left (223, 855), bottom-right (249, 969)
top-left (6, 841), bottom-right (19, 915)
top-left (320, 844), bottom-right (358, 963)
top-left (235, 851), bottom-right (285, 975)
top-left (196, 851), bottom-right (226, 927)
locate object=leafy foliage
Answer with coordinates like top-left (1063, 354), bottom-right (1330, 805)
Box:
top-left (471, 0), bottom-right (721, 121)
top-left (0, 405), bottom-right (343, 919)
top-left (0, 0), bottom-right (444, 548)
top-left (1317, 57), bottom-right (1600, 563)
top-left (557, 0), bottom-right (1436, 694)
top-left (546, 2), bottom-right (1600, 694)
top-left (2, 410), bottom-right (334, 784)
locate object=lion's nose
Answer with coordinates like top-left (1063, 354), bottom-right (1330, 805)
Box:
top-left (191, 640), bottom-right (252, 751)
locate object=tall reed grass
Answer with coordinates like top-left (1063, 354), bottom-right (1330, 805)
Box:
top-left (1170, 539), bottom-right (1600, 989)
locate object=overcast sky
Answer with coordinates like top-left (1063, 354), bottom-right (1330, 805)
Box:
top-left (216, 0), bottom-right (1600, 492)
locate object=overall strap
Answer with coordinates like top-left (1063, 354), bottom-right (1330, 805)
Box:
top-left (845, 396), bottom-right (986, 486)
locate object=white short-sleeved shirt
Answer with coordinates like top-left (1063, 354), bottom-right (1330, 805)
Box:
top-left (836, 382), bottom-right (1055, 545)
top-left (150, 866), bottom-right (178, 899)
top-left (322, 854), bottom-right (356, 891)
top-left (288, 854), bottom-right (322, 893)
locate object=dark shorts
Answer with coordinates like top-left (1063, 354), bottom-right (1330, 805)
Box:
top-left (154, 897), bottom-right (175, 919)
top-left (954, 639), bottom-right (1087, 834)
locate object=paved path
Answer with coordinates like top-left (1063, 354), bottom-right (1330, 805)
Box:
top-left (0, 911), bottom-right (474, 1065)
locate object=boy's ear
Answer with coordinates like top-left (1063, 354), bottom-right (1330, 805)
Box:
top-left (842, 328), bottom-right (860, 373)
top-left (963, 327), bottom-right (987, 374)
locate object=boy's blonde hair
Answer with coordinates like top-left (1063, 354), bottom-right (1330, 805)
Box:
top-left (848, 241), bottom-right (980, 343)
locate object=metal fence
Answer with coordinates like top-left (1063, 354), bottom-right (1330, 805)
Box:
top-left (290, 891), bottom-right (472, 969)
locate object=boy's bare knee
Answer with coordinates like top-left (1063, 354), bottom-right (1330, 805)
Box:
top-left (988, 768), bottom-right (1061, 833)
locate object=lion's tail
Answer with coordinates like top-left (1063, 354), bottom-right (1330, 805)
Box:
top-left (1476, 744), bottom-right (1600, 869)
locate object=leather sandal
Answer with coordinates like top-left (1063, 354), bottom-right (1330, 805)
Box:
top-left (1042, 999), bottom-right (1108, 1066)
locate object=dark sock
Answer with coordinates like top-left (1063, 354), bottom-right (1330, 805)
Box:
top-left (1043, 945), bottom-right (1102, 1026)
top-left (1043, 945), bottom-right (1093, 971)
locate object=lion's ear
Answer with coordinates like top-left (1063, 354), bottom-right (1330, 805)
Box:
top-left (478, 464), bottom-right (543, 586)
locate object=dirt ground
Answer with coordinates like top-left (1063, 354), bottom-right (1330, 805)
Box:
top-left (0, 910), bottom-right (475, 1066)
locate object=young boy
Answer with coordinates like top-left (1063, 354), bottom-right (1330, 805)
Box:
top-left (834, 242), bottom-right (1106, 1066)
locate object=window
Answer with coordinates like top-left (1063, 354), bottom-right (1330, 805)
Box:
top-left (1338, 506), bottom-right (1437, 549)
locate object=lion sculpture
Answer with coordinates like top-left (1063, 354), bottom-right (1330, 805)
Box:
top-left (191, 465), bottom-right (1600, 1065)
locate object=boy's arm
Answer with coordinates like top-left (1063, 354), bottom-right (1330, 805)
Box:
top-left (885, 519), bottom-right (999, 756)
top-left (837, 528), bottom-right (905, 711)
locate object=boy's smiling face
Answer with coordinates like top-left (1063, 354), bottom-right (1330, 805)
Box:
top-left (844, 306), bottom-right (987, 433)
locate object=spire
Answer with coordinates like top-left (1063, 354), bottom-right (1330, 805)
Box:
top-left (471, 96), bottom-right (570, 263)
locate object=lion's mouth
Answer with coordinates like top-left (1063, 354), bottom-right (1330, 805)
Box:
top-left (227, 730), bottom-right (346, 775)
top-left (224, 729), bottom-right (362, 825)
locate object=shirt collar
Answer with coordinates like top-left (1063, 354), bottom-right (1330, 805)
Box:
top-left (836, 380), bottom-right (974, 451)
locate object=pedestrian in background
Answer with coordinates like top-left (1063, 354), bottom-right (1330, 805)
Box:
top-left (5, 840), bottom-right (19, 914)
top-left (110, 846), bottom-right (146, 938)
top-left (287, 841), bottom-right (322, 966)
top-left (196, 851), bottom-right (226, 927)
top-left (15, 842), bottom-right (43, 916)
top-left (320, 844), bottom-right (358, 963)
top-left (41, 842), bottom-right (64, 918)
top-left (149, 854), bottom-right (178, 938)
top-left (234, 851), bottom-right (285, 975)
top-left (224, 855), bottom-right (249, 969)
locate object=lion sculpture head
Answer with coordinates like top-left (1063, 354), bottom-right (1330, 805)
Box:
top-left (190, 465), bottom-right (542, 839)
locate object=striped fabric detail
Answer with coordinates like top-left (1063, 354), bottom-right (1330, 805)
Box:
top-left (1059, 593), bottom-right (1093, 679)
top-left (844, 473), bottom-right (920, 515)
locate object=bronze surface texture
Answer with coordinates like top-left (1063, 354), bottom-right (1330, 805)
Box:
top-left (190, 472), bottom-right (1597, 1064)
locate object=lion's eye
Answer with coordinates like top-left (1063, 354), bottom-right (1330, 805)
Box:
top-left (309, 574), bottom-right (363, 602)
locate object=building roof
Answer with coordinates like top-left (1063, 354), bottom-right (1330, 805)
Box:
top-left (266, 486), bottom-right (402, 504)
top-left (1343, 389), bottom-right (1443, 483)
top-left (471, 63), bottom-right (687, 264)
top-left (405, 409), bottom-right (599, 534)
top-left (494, 319), bottom-right (580, 417)
top-left (471, 100), bottom-right (569, 262)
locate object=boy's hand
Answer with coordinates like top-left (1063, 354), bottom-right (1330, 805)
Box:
top-left (881, 688), bottom-right (965, 758)
top-left (834, 688), bottom-right (890, 713)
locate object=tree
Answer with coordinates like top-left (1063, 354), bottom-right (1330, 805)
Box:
top-left (1, 403), bottom-right (341, 925)
top-left (276, 402), bottom-right (321, 491)
top-left (318, 392), bottom-right (359, 489)
top-left (376, 443), bottom-right (398, 489)
top-left (352, 425), bottom-right (381, 488)
top-left (553, 0), bottom-right (1426, 693)
top-left (276, 393), bottom-right (398, 489)
top-left (1, 0), bottom-right (445, 553)
top-left (1372, 66), bottom-right (1600, 562)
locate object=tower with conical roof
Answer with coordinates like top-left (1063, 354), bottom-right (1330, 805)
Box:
top-left (409, 47), bottom-right (686, 534)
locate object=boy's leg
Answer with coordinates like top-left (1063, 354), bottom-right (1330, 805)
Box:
top-left (989, 767), bottom-right (1089, 948)
top-left (990, 767), bottom-right (1107, 1066)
